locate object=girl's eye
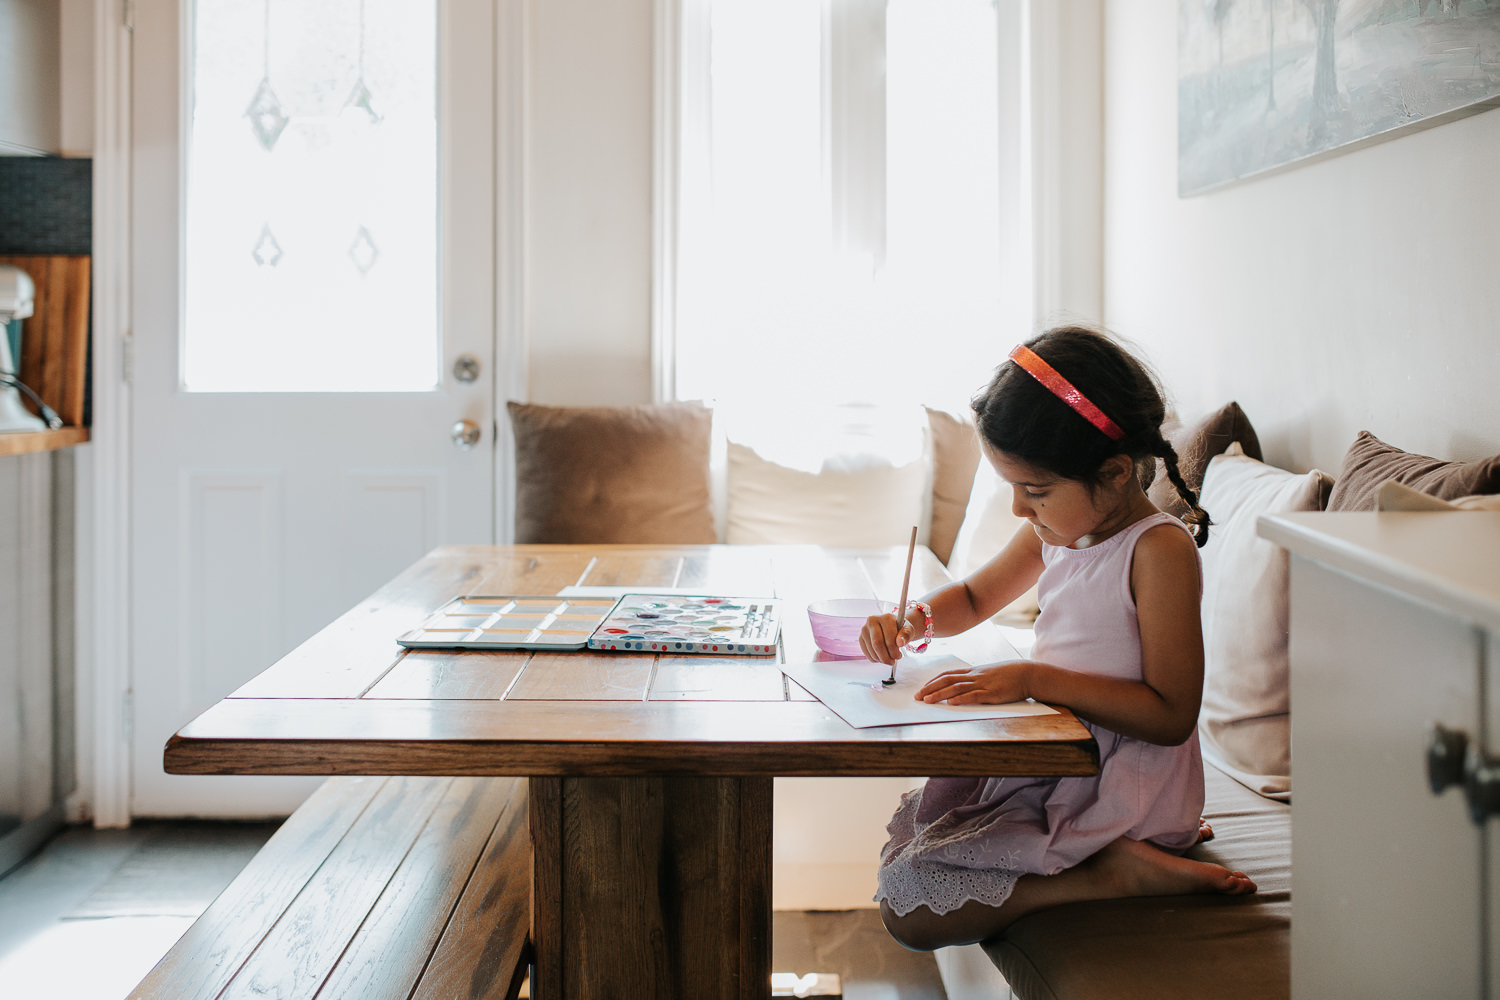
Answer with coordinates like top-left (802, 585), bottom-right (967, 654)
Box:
top-left (1025, 489), bottom-right (1046, 499)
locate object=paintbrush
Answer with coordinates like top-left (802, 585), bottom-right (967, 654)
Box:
top-left (883, 525), bottom-right (919, 687)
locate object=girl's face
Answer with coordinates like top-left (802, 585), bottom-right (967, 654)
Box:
top-left (985, 447), bottom-right (1135, 549)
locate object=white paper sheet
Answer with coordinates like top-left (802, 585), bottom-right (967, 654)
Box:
top-left (778, 653), bottom-right (1059, 729)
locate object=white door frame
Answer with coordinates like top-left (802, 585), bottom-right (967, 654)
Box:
top-left (84, 0), bottom-right (533, 825)
top-left (84, 0), bottom-right (135, 829)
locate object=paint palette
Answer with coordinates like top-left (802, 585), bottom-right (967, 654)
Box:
top-left (396, 593), bottom-right (784, 655)
top-left (396, 595), bottom-right (622, 650)
top-left (586, 595), bottom-right (783, 655)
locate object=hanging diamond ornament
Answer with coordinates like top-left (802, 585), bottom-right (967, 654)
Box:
top-left (245, 77), bottom-right (289, 151)
top-left (344, 78), bottom-right (381, 123)
top-left (344, 77), bottom-right (382, 124)
top-left (348, 226), bottom-right (380, 276)
top-left (343, 0), bottom-right (381, 124)
top-left (252, 224), bottom-right (284, 267)
top-left (252, 224), bottom-right (283, 265)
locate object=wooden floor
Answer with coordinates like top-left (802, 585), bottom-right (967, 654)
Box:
top-left (0, 821), bottom-right (948, 1000)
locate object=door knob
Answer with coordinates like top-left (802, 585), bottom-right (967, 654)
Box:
top-left (451, 419), bottom-right (481, 450)
top-left (453, 355), bottom-right (481, 383)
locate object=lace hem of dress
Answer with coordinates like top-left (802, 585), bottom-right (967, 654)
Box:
top-left (873, 855), bottom-right (1021, 917)
top-left (872, 783), bottom-right (1031, 917)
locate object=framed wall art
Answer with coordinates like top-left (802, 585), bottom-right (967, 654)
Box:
top-left (1179, 0), bottom-right (1500, 195)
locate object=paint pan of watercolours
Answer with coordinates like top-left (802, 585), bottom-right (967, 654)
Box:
top-left (584, 594), bottom-right (783, 655)
top-left (398, 593), bottom-right (784, 655)
top-left (397, 595), bottom-right (622, 650)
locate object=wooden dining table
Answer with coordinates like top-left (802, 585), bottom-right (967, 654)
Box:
top-left (165, 543), bottom-right (1098, 1000)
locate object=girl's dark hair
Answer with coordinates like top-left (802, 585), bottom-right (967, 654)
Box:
top-left (971, 326), bottom-right (1212, 547)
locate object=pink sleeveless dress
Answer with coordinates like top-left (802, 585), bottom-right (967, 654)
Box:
top-left (874, 512), bottom-right (1205, 916)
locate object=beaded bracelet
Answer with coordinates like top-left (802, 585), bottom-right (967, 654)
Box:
top-left (902, 600), bottom-right (934, 653)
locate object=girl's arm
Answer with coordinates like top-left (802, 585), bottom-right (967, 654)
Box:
top-left (859, 524), bottom-right (1044, 666)
top-left (916, 523), bottom-right (1205, 747)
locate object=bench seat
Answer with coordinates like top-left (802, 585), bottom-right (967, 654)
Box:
top-left (974, 761), bottom-right (1290, 1000)
top-left (127, 775), bottom-right (531, 1000)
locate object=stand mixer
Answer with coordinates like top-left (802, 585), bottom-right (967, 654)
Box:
top-left (0, 263), bottom-right (61, 433)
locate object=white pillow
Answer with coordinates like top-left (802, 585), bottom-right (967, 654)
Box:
top-left (1198, 443), bottom-right (1334, 801)
top-left (725, 441), bottom-right (926, 546)
top-left (945, 463), bottom-right (1040, 622)
top-left (722, 403), bottom-right (931, 547)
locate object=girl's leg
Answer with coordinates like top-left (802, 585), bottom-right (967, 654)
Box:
top-left (880, 836), bottom-right (1256, 952)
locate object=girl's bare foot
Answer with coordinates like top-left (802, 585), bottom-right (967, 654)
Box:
top-left (1093, 836), bottom-right (1256, 897)
top-left (1198, 817), bottom-right (1215, 843)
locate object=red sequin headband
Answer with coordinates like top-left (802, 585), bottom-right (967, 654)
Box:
top-left (1008, 344), bottom-right (1126, 442)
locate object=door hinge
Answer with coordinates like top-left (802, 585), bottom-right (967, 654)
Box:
top-left (122, 331), bottom-right (134, 385)
top-left (123, 0), bottom-right (136, 32)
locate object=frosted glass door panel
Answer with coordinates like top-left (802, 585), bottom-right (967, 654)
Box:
top-left (185, 0), bottom-right (438, 392)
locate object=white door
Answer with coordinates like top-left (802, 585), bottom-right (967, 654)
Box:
top-left (130, 0), bottom-right (497, 816)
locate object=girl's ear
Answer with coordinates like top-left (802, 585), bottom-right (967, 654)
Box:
top-left (1102, 453), bottom-right (1136, 490)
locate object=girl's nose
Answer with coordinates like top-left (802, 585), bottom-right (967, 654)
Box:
top-left (1011, 487), bottom-right (1033, 519)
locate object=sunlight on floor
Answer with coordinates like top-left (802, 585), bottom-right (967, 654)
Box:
top-left (0, 916), bottom-right (193, 1000)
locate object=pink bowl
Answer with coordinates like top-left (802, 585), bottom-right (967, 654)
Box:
top-left (806, 598), bottom-right (888, 658)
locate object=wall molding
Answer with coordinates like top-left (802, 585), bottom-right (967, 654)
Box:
top-left (1019, 0), bottom-right (1103, 330)
top-left (493, 0), bottom-right (529, 544)
top-left (650, 0), bottom-right (679, 405)
top-left (83, 0), bottom-right (134, 828)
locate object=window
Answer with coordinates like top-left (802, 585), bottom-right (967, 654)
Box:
top-left (666, 0), bottom-right (1004, 414)
top-left (184, 0), bottom-right (439, 392)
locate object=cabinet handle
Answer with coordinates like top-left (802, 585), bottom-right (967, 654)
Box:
top-left (1427, 723), bottom-right (1500, 824)
top-left (1465, 743), bottom-right (1500, 825)
top-left (1427, 722), bottom-right (1469, 794)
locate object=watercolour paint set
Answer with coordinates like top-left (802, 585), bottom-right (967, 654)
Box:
top-left (397, 593), bottom-right (784, 656)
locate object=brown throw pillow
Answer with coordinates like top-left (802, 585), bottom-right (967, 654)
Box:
top-left (1147, 402), bottom-right (1262, 521)
top-left (507, 401), bottom-right (716, 544)
top-left (925, 407), bottom-right (981, 565)
top-left (1326, 430), bottom-right (1500, 512)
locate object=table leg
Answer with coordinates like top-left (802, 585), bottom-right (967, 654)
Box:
top-left (529, 775), bottom-right (773, 1000)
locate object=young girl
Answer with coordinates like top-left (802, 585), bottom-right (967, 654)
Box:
top-left (859, 326), bottom-right (1256, 951)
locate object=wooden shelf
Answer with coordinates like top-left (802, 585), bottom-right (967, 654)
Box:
top-left (0, 426), bottom-right (90, 457)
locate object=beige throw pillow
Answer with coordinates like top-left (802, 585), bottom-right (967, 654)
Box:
top-left (1198, 444), bottom-right (1334, 801)
top-left (925, 406), bottom-right (981, 566)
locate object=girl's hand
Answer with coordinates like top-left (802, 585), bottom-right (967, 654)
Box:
top-left (859, 612), bottom-right (913, 666)
top-left (916, 662), bottom-right (1034, 705)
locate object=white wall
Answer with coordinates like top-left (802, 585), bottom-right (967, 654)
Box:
top-left (525, 0), bottom-right (655, 406)
top-left (1102, 0), bottom-right (1500, 476)
top-left (0, 0), bottom-right (60, 153)
top-left (58, 0), bottom-right (92, 156)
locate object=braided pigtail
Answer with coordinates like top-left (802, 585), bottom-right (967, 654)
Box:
top-left (1153, 435), bottom-right (1212, 548)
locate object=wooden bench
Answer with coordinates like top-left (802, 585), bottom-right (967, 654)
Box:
top-left (127, 775), bottom-right (531, 1000)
